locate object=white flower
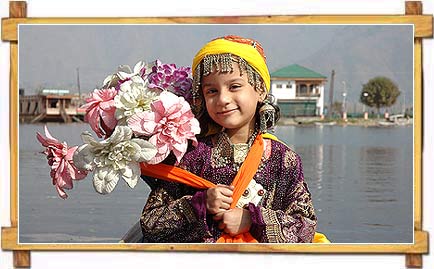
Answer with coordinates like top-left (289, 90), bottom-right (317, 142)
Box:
top-left (102, 61), bottom-right (148, 89)
top-left (73, 126), bottom-right (157, 194)
top-left (117, 61), bottom-right (146, 81)
top-left (114, 76), bottom-right (160, 125)
top-left (102, 74), bottom-right (119, 89)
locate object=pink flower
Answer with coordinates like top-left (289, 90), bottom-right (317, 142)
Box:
top-left (36, 126), bottom-right (88, 199)
top-left (127, 91), bottom-right (200, 164)
top-left (81, 88), bottom-right (118, 138)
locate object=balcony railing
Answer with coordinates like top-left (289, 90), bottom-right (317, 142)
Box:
top-left (296, 92), bottom-right (320, 97)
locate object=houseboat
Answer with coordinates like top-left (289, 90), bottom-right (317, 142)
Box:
top-left (270, 64), bottom-right (327, 117)
top-left (19, 89), bottom-right (86, 123)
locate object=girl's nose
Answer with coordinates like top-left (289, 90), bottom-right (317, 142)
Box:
top-left (217, 90), bottom-right (231, 105)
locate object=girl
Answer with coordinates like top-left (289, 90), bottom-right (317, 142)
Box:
top-left (140, 35), bottom-right (317, 243)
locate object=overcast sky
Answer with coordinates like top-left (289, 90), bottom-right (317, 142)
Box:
top-left (18, 24), bottom-right (412, 104)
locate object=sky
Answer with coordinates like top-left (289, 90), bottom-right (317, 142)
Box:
top-left (18, 25), bottom-right (340, 90)
top-left (18, 24), bottom-right (413, 106)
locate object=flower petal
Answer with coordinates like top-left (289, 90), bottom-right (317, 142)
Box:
top-left (100, 108), bottom-right (117, 130)
top-left (106, 126), bottom-right (132, 145)
top-left (172, 141), bottom-right (188, 164)
top-left (133, 61), bottom-right (146, 74)
top-left (73, 144), bottom-right (96, 171)
top-left (130, 138), bottom-right (158, 162)
top-left (127, 112), bottom-right (156, 136)
top-left (69, 165), bottom-right (88, 180)
top-left (81, 131), bottom-right (104, 148)
top-left (85, 105), bottom-right (104, 138)
top-left (93, 167), bottom-right (120, 194)
top-left (159, 91), bottom-right (181, 114)
top-left (121, 162), bottom-right (140, 189)
top-left (147, 147), bottom-right (170, 165)
top-left (36, 126), bottom-right (62, 148)
top-left (55, 184), bottom-right (68, 199)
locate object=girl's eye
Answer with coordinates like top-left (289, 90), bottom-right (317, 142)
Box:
top-left (205, 88), bottom-right (217, 95)
top-left (230, 84), bottom-right (241, 90)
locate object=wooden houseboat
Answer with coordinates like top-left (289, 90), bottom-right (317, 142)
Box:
top-left (19, 89), bottom-right (86, 123)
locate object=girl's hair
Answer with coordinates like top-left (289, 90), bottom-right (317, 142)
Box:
top-left (191, 53), bottom-right (280, 137)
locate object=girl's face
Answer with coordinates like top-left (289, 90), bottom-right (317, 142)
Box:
top-left (201, 62), bottom-right (264, 140)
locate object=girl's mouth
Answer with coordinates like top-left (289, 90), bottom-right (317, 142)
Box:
top-left (217, 108), bottom-right (238, 115)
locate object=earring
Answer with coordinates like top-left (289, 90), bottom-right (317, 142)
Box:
top-left (259, 98), bottom-right (276, 133)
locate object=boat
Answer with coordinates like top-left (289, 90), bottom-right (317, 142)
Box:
top-left (119, 221), bottom-right (330, 243)
top-left (378, 114), bottom-right (412, 127)
top-left (377, 121), bottom-right (397, 127)
top-left (19, 89), bottom-right (86, 123)
top-left (314, 121), bottom-right (337, 126)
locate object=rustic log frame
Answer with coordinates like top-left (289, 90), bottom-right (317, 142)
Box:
top-left (1, 1), bottom-right (432, 268)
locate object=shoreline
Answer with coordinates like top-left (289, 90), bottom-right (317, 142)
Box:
top-left (19, 117), bottom-right (413, 127)
top-left (277, 117), bottom-right (413, 127)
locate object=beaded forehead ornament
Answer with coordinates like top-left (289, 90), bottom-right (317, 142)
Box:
top-left (191, 35), bottom-right (270, 116)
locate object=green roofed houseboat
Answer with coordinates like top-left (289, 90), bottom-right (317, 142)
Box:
top-left (270, 64), bottom-right (327, 117)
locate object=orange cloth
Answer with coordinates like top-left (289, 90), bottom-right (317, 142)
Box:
top-left (140, 134), bottom-right (330, 243)
top-left (215, 133), bottom-right (263, 243)
top-left (141, 162), bottom-right (216, 189)
top-left (141, 134), bottom-right (264, 243)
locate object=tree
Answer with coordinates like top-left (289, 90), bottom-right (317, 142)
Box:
top-left (360, 76), bottom-right (401, 116)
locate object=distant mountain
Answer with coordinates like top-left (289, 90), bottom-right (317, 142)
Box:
top-left (19, 25), bottom-right (413, 113)
top-left (288, 26), bottom-right (413, 106)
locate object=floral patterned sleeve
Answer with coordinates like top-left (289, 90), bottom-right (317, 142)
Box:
top-left (248, 145), bottom-right (317, 243)
top-left (140, 179), bottom-right (210, 242)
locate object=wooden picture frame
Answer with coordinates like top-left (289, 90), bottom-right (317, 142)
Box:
top-left (1, 1), bottom-right (432, 268)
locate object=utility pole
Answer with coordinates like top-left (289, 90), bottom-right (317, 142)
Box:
top-left (402, 90), bottom-right (406, 115)
top-left (328, 69), bottom-right (335, 118)
top-left (76, 67), bottom-right (81, 100)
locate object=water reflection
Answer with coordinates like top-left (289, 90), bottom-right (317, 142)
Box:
top-left (359, 147), bottom-right (399, 204)
top-left (276, 125), bottom-right (412, 243)
top-left (20, 124), bottom-right (413, 243)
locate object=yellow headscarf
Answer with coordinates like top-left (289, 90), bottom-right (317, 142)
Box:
top-left (192, 37), bottom-right (271, 91)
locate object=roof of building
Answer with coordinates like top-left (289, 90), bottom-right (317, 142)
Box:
top-left (271, 64), bottom-right (327, 79)
top-left (39, 89), bottom-right (71, 95)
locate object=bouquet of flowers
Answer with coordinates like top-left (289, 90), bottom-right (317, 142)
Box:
top-left (36, 60), bottom-right (200, 199)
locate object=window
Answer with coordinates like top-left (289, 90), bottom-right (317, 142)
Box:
top-left (276, 84), bottom-right (282, 89)
top-left (49, 99), bottom-right (59, 108)
top-left (310, 84), bottom-right (315, 93)
top-left (296, 84), bottom-right (309, 97)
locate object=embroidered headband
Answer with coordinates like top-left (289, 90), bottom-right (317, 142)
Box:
top-left (192, 36), bottom-right (271, 91)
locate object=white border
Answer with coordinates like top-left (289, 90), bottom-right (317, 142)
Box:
top-left (16, 23), bottom-right (416, 246)
top-left (1, 0), bottom-right (433, 268)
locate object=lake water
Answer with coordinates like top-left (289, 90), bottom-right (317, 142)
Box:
top-left (19, 123), bottom-right (413, 243)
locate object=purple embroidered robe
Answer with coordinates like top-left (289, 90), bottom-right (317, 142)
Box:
top-left (140, 135), bottom-right (317, 243)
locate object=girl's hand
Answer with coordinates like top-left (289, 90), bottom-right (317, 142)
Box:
top-left (213, 208), bottom-right (252, 236)
top-left (206, 184), bottom-right (234, 214)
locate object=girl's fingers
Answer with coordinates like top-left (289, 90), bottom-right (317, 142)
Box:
top-left (213, 212), bottom-right (224, 221)
top-left (221, 196), bottom-right (233, 205)
top-left (216, 184), bottom-right (234, 196)
top-left (219, 187), bottom-right (234, 197)
top-left (219, 202), bottom-right (231, 210)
